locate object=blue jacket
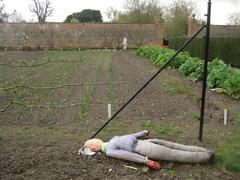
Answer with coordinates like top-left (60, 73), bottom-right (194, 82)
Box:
top-left (106, 131), bottom-right (147, 164)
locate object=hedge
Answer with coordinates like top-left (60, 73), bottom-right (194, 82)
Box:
top-left (168, 38), bottom-right (240, 68)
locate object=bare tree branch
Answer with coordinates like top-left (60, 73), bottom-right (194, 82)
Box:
top-left (228, 12), bottom-right (240, 26)
top-left (29, 0), bottom-right (54, 23)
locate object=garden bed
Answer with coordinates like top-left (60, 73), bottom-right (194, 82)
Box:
top-left (0, 51), bottom-right (239, 179)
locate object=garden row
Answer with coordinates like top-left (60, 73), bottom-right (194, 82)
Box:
top-left (137, 47), bottom-right (240, 100)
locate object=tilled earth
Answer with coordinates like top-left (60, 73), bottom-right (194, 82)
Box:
top-left (0, 51), bottom-right (239, 179)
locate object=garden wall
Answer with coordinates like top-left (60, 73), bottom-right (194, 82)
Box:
top-left (0, 22), bottom-right (164, 49)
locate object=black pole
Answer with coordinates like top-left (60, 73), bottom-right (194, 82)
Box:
top-left (199, 0), bottom-right (211, 142)
top-left (90, 25), bottom-right (206, 139)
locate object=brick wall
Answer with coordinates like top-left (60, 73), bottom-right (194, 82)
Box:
top-left (0, 22), bottom-right (164, 49)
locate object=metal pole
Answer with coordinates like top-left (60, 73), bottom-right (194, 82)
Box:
top-left (90, 25), bottom-right (206, 139)
top-left (199, 0), bottom-right (211, 142)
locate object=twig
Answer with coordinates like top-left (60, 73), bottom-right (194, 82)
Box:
top-left (0, 102), bottom-right (13, 112)
top-left (2, 82), bottom-right (136, 91)
top-left (0, 60), bottom-right (81, 68)
top-left (123, 165), bottom-right (138, 171)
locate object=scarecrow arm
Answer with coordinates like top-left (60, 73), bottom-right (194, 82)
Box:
top-left (106, 149), bottom-right (146, 164)
top-left (129, 130), bottom-right (148, 139)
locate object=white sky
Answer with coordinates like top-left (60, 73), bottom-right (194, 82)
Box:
top-left (3, 0), bottom-right (240, 25)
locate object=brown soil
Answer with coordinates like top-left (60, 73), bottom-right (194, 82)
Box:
top-left (0, 51), bottom-right (239, 179)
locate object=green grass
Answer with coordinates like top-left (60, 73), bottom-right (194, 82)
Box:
top-left (216, 112), bottom-right (240, 172)
top-left (233, 111), bottom-right (240, 125)
top-left (99, 122), bottom-right (132, 139)
top-left (140, 121), bottom-right (183, 137)
top-left (175, 111), bottom-right (200, 123)
top-left (162, 80), bottom-right (199, 100)
top-left (215, 112), bottom-right (240, 171)
top-left (217, 137), bottom-right (240, 171)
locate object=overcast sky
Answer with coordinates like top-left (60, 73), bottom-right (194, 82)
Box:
top-left (4, 0), bottom-right (240, 24)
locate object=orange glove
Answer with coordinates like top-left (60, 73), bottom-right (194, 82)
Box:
top-left (146, 160), bottom-right (161, 170)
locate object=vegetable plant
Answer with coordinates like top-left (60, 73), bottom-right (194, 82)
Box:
top-left (137, 46), bottom-right (240, 99)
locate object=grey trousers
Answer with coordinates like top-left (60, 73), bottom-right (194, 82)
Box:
top-left (134, 139), bottom-right (212, 163)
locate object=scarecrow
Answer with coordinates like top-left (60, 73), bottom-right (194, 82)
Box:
top-left (79, 130), bottom-right (214, 170)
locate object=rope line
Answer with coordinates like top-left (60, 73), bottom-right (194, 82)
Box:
top-left (0, 101), bottom-right (112, 112)
top-left (1, 82), bottom-right (137, 91)
top-left (0, 60), bottom-right (81, 68)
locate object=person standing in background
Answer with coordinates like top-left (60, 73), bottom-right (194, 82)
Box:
top-left (123, 37), bottom-right (127, 50)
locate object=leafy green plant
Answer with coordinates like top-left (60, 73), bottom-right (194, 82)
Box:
top-left (137, 46), bottom-right (240, 99)
top-left (222, 72), bottom-right (240, 99)
top-left (137, 47), bottom-right (188, 68)
top-left (172, 51), bottom-right (190, 68)
top-left (178, 57), bottom-right (203, 82)
top-left (207, 58), bottom-right (232, 88)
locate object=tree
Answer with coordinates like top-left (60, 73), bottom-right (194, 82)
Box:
top-left (112, 0), bottom-right (163, 23)
top-left (69, 17), bottom-right (79, 23)
top-left (164, 0), bottom-right (196, 37)
top-left (228, 12), bottom-right (240, 26)
top-left (0, 0), bottom-right (7, 22)
top-left (8, 10), bottom-right (25, 23)
top-left (64, 9), bottom-right (103, 23)
top-left (105, 7), bottom-right (120, 22)
top-left (29, 0), bottom-right (54, 23)
top-left (65, 15), bottom-right (73, 23)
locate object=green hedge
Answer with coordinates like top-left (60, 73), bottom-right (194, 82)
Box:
top-left (168, 38), bottom-right (240, 68)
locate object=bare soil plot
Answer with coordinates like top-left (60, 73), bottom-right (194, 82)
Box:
top-left (0, 51), bottom-right (239, 179)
